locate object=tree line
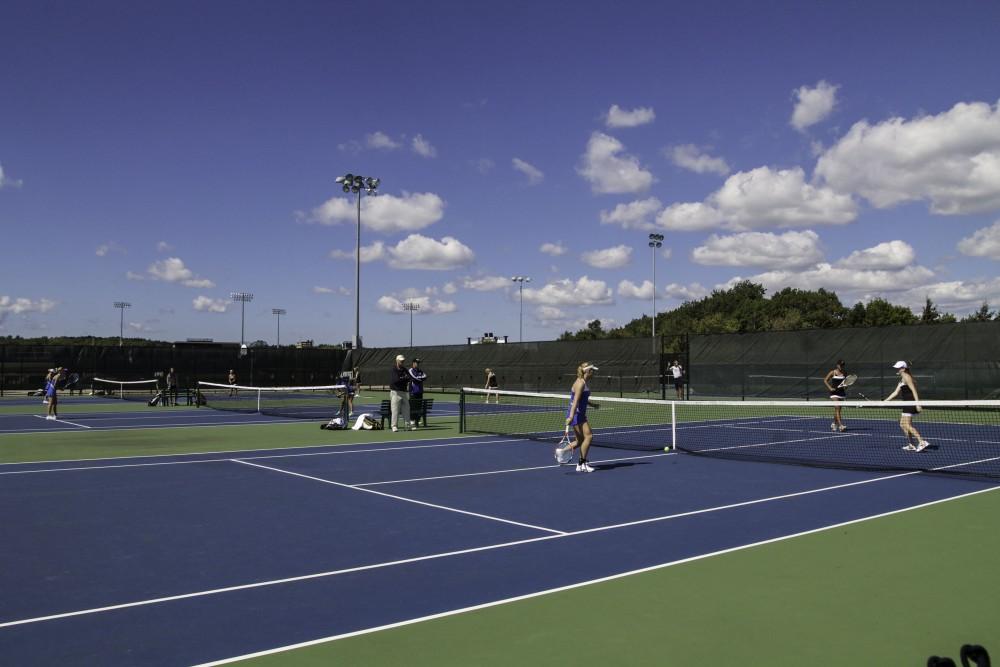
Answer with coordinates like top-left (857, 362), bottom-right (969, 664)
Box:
top-left (560, 281), bottom-right (998, 348)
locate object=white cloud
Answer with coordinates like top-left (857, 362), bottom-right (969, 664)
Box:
top-left (521, 276), bottom-right (614, 306)
top-left (577, 132), bottom-right (654, 194)
top-left (95, 241), bottom-right (125, 257)
top-left (535, 305), bottom-right (569, 323)
top-left (376, 294), bottom-right (457, 315)
top-left (540, 242), bottom-right (567, 256)
top-left (836, 240), bottom-right (915, 270)
top-left (512, 158), bottom-right (544, 185)
top-left (472, 158), bottom-right (495, 174)
top-left (126, 271), bottom-right (145, 281)
top-left (127, 321), bottom-right (157, 333)
top-left (192, 296), bottom-right (229, 313)
top-left (815, 99), bottom-right (1000, 214)
top-left (303, 191), bottom-right (445, 234)
top-left (330, 241), bottom-right (386, 263)
top-left (0, 163), bottom-right (23, 189)
top-left (386, 234), bottom-right (475, 270)
top-left (581, 244), bottom-right (633, 269)
top-left (461, 276), bottom-right (510, 291)
top-left (899, 277), bottom-right (1000, 312)
top-left (367, 131), bottom-right (401, 150)
top-left (442, 282), bottom-right (458, 294)
top-left (156, 241), bottom-right (173, 252)
top-left (412, 134), bottom-right (437, 158)
top-left (599, 197), bottom-right (663, 230)
top-left (667, 145), bottom-right (730, 176)
top-left (791, 80), bottom-right (839, 131)
top-left (148, 257), bottom-right (215, 288)
top-left (665, 283), bottom-right (709, 301)
top-left (692, 230), bottom-right (823, 268)
top-left (618, 279), bottom-right (654, 300)
top-left (606, 104), bottom-right (656, 128)
top-left (957, 220), bottom-right (1000, 259)
top-left (0, 296), bottom-right (56, 323)
top-left (657, 166), bottom-right (857, 231)
top-left (313, 286), bottom-right (350, 295)
top-left (725, 263), bottom-right (935, 294)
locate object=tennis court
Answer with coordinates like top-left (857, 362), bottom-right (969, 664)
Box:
top-left (1, 390), bottom-right (998, 665)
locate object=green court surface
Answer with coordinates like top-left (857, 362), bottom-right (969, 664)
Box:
top-left (232, 486), bottom-right (1000, 666)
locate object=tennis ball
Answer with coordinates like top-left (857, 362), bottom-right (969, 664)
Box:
top-left (663, 446), bottom-right (671, 452)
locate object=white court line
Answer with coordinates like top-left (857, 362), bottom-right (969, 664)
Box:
top-left (3, 466), bottom-right (996, 633)
top-left (30, 415), bottom-right (91, 429)
top-left (0, 436), bottom-right (538, 475)
top-left (230, 459), bottom-right (567, 536)
top-left (356, 452), bottom-right (672, 487)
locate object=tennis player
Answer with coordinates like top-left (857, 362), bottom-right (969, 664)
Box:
top-left (564, 362), bottom-right (600, 473)
top-left (44, 367), bottom-right (64, 420)
top-left (484, 368), bottom-right (499, 404)
top-left (669, 359), bottom-right (684, 399)
top-left (227, 369), bottom-right (238, 397)
top-left (823, 359), bottom-right (848, 432)
top-left (884, 360), bottom-right (930, 452)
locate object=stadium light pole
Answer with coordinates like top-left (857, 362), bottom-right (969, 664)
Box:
top-left (402, 302), bottom-right (420, 347)
top-left (511, 276), bottom-right (531, 342)
top-left (334, 173), bottom-right (380, 351)
top-left (230, 292), bottom-right (254, 346)
top-left (648, 233), bottom-right (664, 353)
top-left (272, 308), bottom-right (286, 346)
top-left (113, 301), bottom-right (131, 347)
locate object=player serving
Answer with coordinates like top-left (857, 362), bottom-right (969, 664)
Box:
top-left (556, 362), bottom-right (600, 473)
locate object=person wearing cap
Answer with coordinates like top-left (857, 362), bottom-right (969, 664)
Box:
top-left (561, 362), bottom-right (601, 473)
top-left (884, 360), bottom-right (930, 452)
top-left (389, 354), bottom-right (414, 432)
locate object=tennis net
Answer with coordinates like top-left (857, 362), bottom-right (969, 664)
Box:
top-left (92, 377), bottom-right (160, 400)
top-left (460, 388), bottom-right (1000, 479)
top-left (196, 381), bottom-right (347, 419)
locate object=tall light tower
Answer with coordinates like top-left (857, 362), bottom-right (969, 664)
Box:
top-left (334, 173), bottom-right (380, 350)
top-left (230, 292), bottom-right (254, 346)
top-left (403, 302), bottom-right (420, 347)
top-left (511, 276), bottom-right (532, 342)
top-left (113, 301), bottom-right (131, 347)
top-left (272, 308), bottom-right (286, 346)
top-left (648, 233), bottom-right (664, 353)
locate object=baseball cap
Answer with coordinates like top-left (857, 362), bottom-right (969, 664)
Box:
top-left (582, 364), bottom-right (599, 371)
top-left (892, 360), bottom-right (908, 369)
top-left (412, 358), bottom-right (421, 363)
top-left (395, 354), bottom-right (405, 362)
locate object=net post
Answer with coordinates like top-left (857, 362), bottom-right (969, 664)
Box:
top-left (670, 401), bottom-right (676, 451)
top-left (459, 388), bottom-right (466, 433)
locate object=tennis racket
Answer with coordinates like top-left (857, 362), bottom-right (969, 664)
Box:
top-left (554, 427), bottom-right (573, 464)
top-left (838, 374), bottom-right (858, 388)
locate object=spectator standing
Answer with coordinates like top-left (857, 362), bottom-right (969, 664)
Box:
top-left (165, 367), bottom-right (178, 406)
top-left (389, 354), bottom-right (413, 432)
top-left (228, 369), bottom-right (238, 397)
top-left (669, 359), bottom-right (684, 399)
top-left (409, 358), bottom-right (427, 400)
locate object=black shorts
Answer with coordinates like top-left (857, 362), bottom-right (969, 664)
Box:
top-left (673, 379), bottom-right (683, 389)
top-left (830, 389), bottom-right (845, 399)
top-left (902, 405), bottom-right (919, 415)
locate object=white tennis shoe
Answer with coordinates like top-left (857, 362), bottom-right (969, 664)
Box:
top-left (902, 443), bottom-right (916, 451)
top-left (576, 462), bottom-right (595, 473)
top-left (915, 441), bottom-right (930, 452)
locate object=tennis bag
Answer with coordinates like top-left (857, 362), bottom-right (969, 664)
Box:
top-left (148, 392), bottom-right (162, 407)
top-left (321, 417), bottom-right (347, 430)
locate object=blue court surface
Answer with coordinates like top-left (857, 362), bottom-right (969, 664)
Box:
top-left (1, 407), bottom-right (998, 665)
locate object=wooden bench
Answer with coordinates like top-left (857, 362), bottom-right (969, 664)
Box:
top-left (379, 397), bottom-right (434, 428)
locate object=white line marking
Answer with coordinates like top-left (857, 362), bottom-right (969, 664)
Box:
top-left (190, 482), bottom-right (1000, 666)
top-left (230, 459), bottom-right (566, 536)
top-left (3, 467), bottom-right (995, 632)
top-left (356, 452), bottom-right (671, 487)
top-left (30, 415), bottom-right (92, 429)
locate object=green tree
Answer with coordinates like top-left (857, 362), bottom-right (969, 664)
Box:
top-left (962, 301), bottom-right (995, 322)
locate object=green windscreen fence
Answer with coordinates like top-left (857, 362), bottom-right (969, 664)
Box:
top-left (689, 321), bottom-right (1000, 400)
top-left (350, 337), bottom-right (674, 397)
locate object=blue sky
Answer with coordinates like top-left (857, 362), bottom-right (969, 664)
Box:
top-left (2, 0), bottom-right (1000, 347)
